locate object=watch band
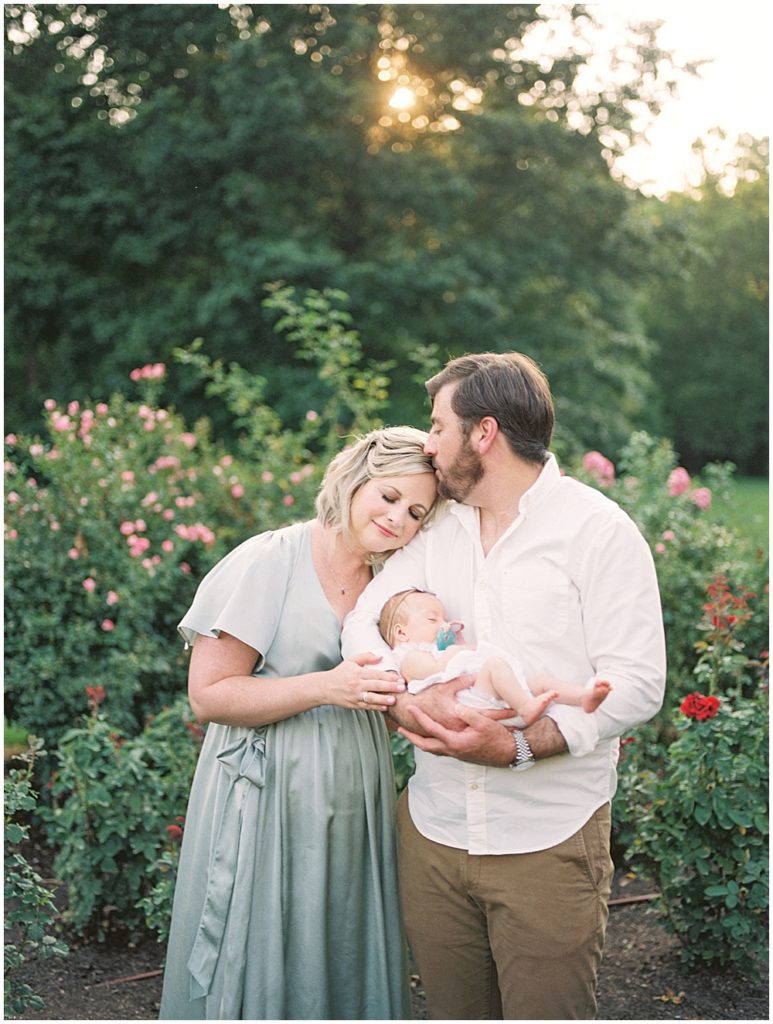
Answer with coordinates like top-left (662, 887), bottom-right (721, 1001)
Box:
top-left (509, 729), bottom-right (535, 771)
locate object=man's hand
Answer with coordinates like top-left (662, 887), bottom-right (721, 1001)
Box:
top-left (388, 675), bottom-right (475, 733)
top-left (397, 703), bottom-right (570, 767)
top-left (398, 702), bottom-right (518, 767)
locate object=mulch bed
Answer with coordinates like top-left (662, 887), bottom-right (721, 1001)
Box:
top-left (7, 863), bottom-right (768, 1021)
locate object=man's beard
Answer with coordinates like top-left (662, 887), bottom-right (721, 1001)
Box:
top-left (436, 439), bottom-right (484, 502)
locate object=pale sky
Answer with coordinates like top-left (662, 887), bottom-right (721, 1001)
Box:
top-left (583, 1), bottom-right (770, 195)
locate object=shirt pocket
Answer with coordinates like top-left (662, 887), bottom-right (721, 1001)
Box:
top-left (501, 563), bottom-right (570, 641)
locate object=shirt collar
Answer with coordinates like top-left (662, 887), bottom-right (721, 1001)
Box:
top-left (520, 452), bottom-right (561, 513)
top-left (447, 452), bottom-right (562, 527)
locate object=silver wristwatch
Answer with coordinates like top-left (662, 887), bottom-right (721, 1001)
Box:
top-left (509, 730), bottom-right (535, 771)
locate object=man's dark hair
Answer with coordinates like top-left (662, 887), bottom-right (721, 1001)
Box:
top-left (426, 352), bottom-right (554, 465)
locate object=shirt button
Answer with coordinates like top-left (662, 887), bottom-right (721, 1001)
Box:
top-left (469, 783), bottom-right (479, 790)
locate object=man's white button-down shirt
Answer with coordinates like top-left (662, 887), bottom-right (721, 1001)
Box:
top-left (342, 455), bottom-right (666, 855)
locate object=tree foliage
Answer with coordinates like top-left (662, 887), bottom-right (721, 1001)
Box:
top-left (637, 139), bottom-right (769, 474)
top-left (6, 2), bottom-right (688, 455)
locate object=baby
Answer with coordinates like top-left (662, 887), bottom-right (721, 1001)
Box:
top-left (378, 588), bottom-right (611, 726)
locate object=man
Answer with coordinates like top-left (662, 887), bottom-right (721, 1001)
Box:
top-left (342, 352), bottom-right (666, 1020)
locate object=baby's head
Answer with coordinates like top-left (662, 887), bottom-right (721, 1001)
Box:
top-left (378, 589), bottom-right (449, 648)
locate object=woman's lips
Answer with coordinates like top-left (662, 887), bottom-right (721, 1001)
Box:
top-left (373, 522), bottom-right (396, 539)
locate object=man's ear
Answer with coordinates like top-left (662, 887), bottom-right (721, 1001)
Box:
top-left (477, 416), bottom-right (499, 454)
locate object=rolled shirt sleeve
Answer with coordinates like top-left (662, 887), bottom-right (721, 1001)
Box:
top-left (546, 513), bottom-right (666, 757)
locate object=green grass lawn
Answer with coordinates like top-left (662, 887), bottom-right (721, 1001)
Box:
top-left (4, 717), bottom-right (29, 756)
top-left (711, 476), bottom-right (769, 552)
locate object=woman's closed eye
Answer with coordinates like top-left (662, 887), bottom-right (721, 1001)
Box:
top-left (382, 492), bottom-right (426, 522)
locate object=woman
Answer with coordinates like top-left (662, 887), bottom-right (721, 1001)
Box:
top-left (159, 427), bottom-right (438, 1020)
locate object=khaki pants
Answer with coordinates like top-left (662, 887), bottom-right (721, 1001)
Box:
top-left (397, 790), bottom-right (613, 1020)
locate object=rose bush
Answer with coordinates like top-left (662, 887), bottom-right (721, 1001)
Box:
top-left (4, 739), bottom-right (69, 1016)
top-left (40, 695), bottom-right (204, 940)
top-left (624, 688), bottom-right (768, 975)
top-left (615, 561), bottom-right (768, 975)
top-left (4, 287), bottom-right (397, 751)
top-left (574, 431), bottom-right (769, 709)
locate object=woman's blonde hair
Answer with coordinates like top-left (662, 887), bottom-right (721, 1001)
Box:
top-left (316, 426), bottom-right (439, 561)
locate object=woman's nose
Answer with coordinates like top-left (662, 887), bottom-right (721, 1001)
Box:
top-left (386, 504), bottom-right (405, 525)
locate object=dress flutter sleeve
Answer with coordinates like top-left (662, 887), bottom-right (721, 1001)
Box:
top-left (178, 529), bottom-right (298, 667)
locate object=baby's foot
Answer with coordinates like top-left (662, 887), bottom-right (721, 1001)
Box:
top-left (519, 690), bottom-right (559, 726)
top-left (582, 679), bottom-right (612, 713)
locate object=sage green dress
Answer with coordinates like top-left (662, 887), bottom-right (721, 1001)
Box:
top-left (159, 521), bottom-right (410, 1020)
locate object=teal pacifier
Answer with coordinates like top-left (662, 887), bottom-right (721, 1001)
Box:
top-left (436, 621), bottom-right (464, 650)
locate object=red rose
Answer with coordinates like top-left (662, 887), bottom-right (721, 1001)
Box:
top-left (166, 823), bottom-right (184, 841)
top-left (693, 695), bottom-right (720, 720)
top-left (680, 693), bottom-right (700, 717)
top-left (680, 692), bottom-right (720, 720)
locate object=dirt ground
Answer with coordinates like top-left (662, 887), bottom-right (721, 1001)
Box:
top-left (7, 864), bottom-right (768, 1022)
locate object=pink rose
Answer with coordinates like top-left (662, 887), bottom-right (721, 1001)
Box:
top-left (128, 537), bottom-right (151, 557)
top-left (668, 467), bottom-right (691, 496)
top-left (655, 543), bottom-right (666, 554)
top-left (106, 591), bottom-right (120, 605)
top-left (101, 619), bottom-right (115, 632)
top-left (82, 577), bottom-right (96, 592)
top-left (51, 414), bottom-right (72, 432)
top-left (661, 530), bottom-right (675, 542)
top-left (231, 483), bottom-right (245, 498)
top-left (690, 487), bottom-right (712, 510)
top-left (582, 451), bottom-right (615, 487)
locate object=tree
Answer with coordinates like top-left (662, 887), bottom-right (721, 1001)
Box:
top-left (638, 136), bottom-right (769, 474)
top-left (6, 4), bottom-right (682, 453)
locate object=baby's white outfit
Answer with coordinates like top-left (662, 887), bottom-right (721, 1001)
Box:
top-left (394, 640), bottom-right (530, 726)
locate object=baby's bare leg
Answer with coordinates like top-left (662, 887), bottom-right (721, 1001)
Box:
top-left (530, 676), bottom-right (612, 713)
top-left (475, 657), bottom-right (558, 727)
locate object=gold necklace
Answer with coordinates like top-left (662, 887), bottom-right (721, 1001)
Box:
top-left (324, 540), bottom-right (369, 595)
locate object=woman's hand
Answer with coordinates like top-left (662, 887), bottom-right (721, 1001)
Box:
top-left (326, 652), bottom-right (407, 713)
